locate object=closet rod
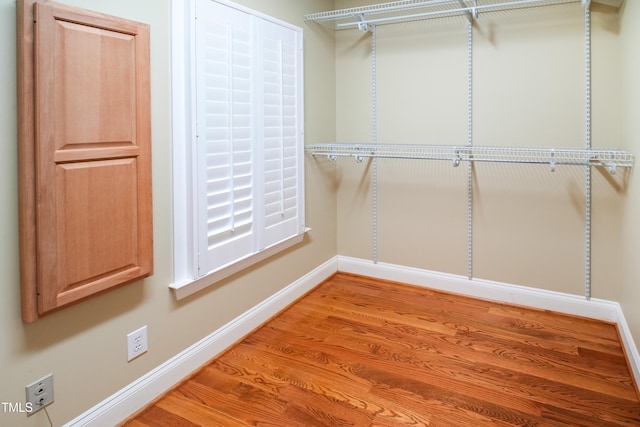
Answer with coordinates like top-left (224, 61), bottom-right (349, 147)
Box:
top-left (306, 144), bottom-right (634, 172)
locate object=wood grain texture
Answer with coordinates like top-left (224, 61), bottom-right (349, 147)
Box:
top-left (17, 0), bottom-right (39, 323)
top-left (18, 0), bottom-right (152, 321)
top-left (123, 273), bottom-right (640, 426)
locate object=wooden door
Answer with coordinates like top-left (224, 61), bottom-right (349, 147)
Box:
top-left (18, 0), bottom-right (152, 321)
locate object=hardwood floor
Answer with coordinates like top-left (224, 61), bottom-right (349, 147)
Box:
top-left (123, 273), bottom-right (640, 426)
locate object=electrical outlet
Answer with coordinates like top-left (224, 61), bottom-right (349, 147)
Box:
top-left (25, 374), bottom-right (54, 416)
top-left (127, 325), bottom-right (148, 361)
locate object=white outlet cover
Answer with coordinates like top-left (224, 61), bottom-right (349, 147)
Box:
top-left (127, 325), bottom-right (148, 361)
top-left (25, 374), bottom-right (54, 415)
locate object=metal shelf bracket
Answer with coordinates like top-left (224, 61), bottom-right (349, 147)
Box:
top-left (468, 0), bottom-right (479, 21)
top-left (355, 13), bottom-right (370, 32)
top-left (454, 149), bottom-right (462, 167)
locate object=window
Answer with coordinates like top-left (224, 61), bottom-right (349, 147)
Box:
top-left (171, 0), bottom-right (305, 298)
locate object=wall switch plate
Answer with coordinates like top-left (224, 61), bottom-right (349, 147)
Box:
top-left (25, 374), bottom-right (54, 415)
top-left (127, 325), bottom-right (148, 361)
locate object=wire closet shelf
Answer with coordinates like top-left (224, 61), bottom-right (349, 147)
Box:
top-left (304, 0), bottom-right (592, 31)
top-left (304, 0), bottom-right (633, 299)
top-left (304, 0), bottom-right (633, 173)
top-left (306, 144), bottom-right (634, 173)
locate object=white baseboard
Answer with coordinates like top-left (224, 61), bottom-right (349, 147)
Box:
top-left (613, 306), bottom-right (640, 391)
top-left (337, 256), bottom-right (640, 388)
top-left (64, 257), bottom-right (339, 427)
top-left (65, 255), bottom-right (640, 426)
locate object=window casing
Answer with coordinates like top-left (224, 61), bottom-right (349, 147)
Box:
top-left (171, 0), bottom-right (305, 298)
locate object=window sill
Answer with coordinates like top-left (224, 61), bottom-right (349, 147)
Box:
top-left (170, 228), bottom-right (310, 300)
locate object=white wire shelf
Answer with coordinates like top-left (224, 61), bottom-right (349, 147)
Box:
top-left (304, 0), bottom-right (593, 31)
top-left (306, 143), bottom-right (634, 172)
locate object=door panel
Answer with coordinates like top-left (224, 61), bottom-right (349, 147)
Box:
top-left (55, 20), bottom-right (137, 146)
top-left (18, 0), bottom-right (152, 320)
top-left (48, 159), bottom-right (139, 309)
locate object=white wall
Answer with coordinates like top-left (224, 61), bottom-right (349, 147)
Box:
top-left (334, 1), bottom-right (626, 300)
top-left (0, 0), bottom-right (336, 425)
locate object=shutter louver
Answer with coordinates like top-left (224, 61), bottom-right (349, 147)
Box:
top-left (194, 0), bottom-right (304, 278)
top-left (261, 20), bottom-right (302, 248)
top-left (196, 2), bottom-right (254, 274)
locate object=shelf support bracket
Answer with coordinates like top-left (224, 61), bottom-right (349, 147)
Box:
top-left (465, 0), bottom-right (479, 22)
top-left (607, 152), bottom-right (617, 175)
top-left (353, 13), bottom-right (370, 32)
top-left (328, 146), bottom-right (337, 162)
top-left (453, 149), bottom-right (462, 167)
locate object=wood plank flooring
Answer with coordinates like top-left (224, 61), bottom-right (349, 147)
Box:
top-left (123, 273), bottom-right (640, 426)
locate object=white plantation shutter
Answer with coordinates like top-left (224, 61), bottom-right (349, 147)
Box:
top-left (194, 0), bottom-right (304, 277)
top-left (261, 19), bottom-right (303, 248)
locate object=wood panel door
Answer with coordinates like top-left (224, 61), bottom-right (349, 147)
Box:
top-left (18, 0), bottom-right (153, 321)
